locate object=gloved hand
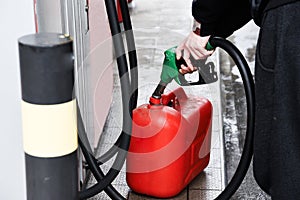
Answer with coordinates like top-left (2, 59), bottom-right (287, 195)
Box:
top-left (176, 31), bottom-right (214, 74)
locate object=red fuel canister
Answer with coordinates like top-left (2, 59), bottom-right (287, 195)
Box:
top-left (126, 87), bottom-right (213, 198)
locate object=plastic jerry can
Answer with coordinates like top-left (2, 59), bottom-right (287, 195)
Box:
top-left (126, 87), bottom-right (213, 198)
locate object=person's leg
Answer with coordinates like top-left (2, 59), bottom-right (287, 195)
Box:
top-left (253, 2), bottom-right (300, 199)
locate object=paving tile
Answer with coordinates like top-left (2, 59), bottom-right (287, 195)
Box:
top-left (95, 142), bottom-right (118, 158)
top-left (91, 185), bottom-right (130, 200)
top-left (207, 148), bottom-right (222, 169)
top-left (211, 130), bottom-right (221, 150)
top-left (98, 127), bottom-right (123, 145)
top-left (135, 38), bottom-right (157, 47)
top-left (189, 168), bottom-right (222, 190)
top-left (188, 189), bottom-right (221, 200)
top-left (212, 116), bottom-right (220, 132)
top-left (104, 100), bottom-right (123, 128)
top-left (128, 189), bottom-right (187, 200)
top-left (136, 48), bottom-right (156, 65)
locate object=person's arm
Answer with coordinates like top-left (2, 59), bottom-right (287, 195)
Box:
top-left (193, 0), bottom-right (252, 37)
top-left (176, 0), bottom-right (252, 73)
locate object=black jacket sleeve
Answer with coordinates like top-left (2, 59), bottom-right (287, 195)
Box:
top-left (192, 0), bottom-right (252, 38)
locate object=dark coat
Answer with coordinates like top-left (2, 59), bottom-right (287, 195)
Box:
top-left (192, 0), bottom-right (299, 37)
top-left (192, 0), bottom-right (300, 199)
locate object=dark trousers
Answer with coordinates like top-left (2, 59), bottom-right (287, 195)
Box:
top-left (253, 1), bottom-right (300, 199)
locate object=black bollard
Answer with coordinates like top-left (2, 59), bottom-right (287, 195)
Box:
top-left (18, 33), bottom-right (78, 200)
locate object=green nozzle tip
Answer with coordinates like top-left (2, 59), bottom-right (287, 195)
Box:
top-left (206, 41), bottom-right (214, 51)
top-left (160, 47), bottom-right (181, 85)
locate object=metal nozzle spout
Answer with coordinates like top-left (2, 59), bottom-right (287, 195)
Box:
top-left (151, 81), bottom-right (167, 99)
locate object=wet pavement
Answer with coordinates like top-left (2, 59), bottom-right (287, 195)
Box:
top-left (87, 1), bottom-right (271, 200)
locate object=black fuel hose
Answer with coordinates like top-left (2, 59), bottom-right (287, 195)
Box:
top-left (78, 0), bottom-right (135, 199)
top-left (119, 0), bottom-right (138, 109)
top-left (78, 108), bottom-right (126, 200)
top-left (95, 0), bottom-right (138, 166)
top-left (208, 37), bottom-right (255, 200)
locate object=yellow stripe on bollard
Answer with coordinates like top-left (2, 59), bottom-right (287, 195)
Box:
top-left (22, 99), bottom-right (77, 158)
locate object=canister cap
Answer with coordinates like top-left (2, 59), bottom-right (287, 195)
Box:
top-left (149, 96), bottom-right (161, 105)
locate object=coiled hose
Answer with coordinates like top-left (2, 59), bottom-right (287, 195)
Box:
top-left (208, 37), bottom-right (255, 200)
top-left (78, 0), bottom-right (137, 199)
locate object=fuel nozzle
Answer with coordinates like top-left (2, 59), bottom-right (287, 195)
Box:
top-left (150, 47), bottom-right (181, 105)
top-left (151, 43), bottom-right (218, 104)
top-left (159, 47), bottom-right (182, 85)
top-left (160, 46), bottom-right (218, 86)
top-left (150, 81), bottom-right (167, 105)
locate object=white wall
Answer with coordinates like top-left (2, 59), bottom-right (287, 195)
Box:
top-left (0, 0), bottom-right (34, 199)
